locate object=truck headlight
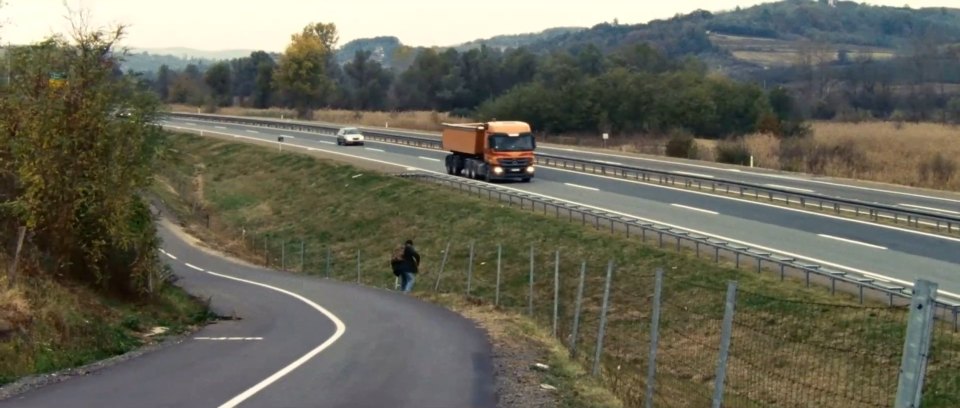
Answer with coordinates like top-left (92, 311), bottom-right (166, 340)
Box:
top-left (493, 166), bottom-right (504, 174)
top-left (526, 166), bottom-right (535, 173)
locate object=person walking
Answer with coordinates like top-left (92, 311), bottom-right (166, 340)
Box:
top-left (390, 239), bottom-right (421, 293)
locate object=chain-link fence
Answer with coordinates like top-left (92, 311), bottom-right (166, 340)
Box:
top-left (157, 167), bottom-right (960, 408)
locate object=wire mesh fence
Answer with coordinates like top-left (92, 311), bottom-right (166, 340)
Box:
top-left (156, 167), bottom-right (960, 408)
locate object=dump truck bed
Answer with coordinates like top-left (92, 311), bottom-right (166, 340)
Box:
top-left (441, 124), bottom-right (484, 155)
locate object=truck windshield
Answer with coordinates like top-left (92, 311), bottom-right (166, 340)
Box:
top-left (489, 133), bottom-right (535, 151)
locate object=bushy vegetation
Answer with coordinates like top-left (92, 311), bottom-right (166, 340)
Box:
top-left (0, 14), bottom-right (206, 385)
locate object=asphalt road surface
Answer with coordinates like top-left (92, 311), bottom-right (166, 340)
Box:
top-left (0, 219), bottom-right (496, 408)
top-left (162, 118), bottom-right (960, 300)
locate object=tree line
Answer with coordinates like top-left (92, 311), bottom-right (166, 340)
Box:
top-left (146, 22), bottom-right (804, 139)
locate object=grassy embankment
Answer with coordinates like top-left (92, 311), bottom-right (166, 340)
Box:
top-left (0, 262), bottom-right (210, 386)
top-left (170, 103), bottom-right (960, 192)
top-left (153, 131), bottom-right (960, 408)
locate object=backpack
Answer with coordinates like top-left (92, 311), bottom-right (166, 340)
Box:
top-left (390, 244), bottom-right (406, 264)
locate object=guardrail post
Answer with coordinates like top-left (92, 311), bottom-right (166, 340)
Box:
top-left (711, 280), bottom-right (738, 408)
top-left (894, 279), bottom-right (938, 408)
top-left (300, 240), bottom-right (305, 273)
top-left (592, 260), bottom-right (614, 377)
top-left (356, 249), bottom-right (361, 284)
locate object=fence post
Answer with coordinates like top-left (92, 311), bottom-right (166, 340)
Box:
top-left (434, 240), bottom-right (451, 292)
top-left (894, 279), bottom-right (938, 408)
top-left (264, 236), bottom-right (269, 267)
top-left (325, 246), bottom-right (331, 278)
top-left (553, 250), bottom-right (560, 338)
top-left (592, 260), bottom-right (614, 377)
top-left (570, 261), bottom-right (586, 358)
top-left (495, 244), bottom-right (502, 306)
top-left (711, 280), bottom-right (739, 408)
top-left (7, 227), bottom-right (26, 288)
top-left (467, 240), bottom-right (475, 296)
top-left (528, 244), bottom-right (535, 317)
top-left (300, 240), bottom-right (305, 273)
top-left (644, 268), bottom-right (664, 408)
top-left (281, 239), bottom-right (286, 271)
top-left (356, 249), bottom-right (361, 284)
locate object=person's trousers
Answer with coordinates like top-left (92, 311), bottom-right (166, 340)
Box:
top-left (399, 271), bottom-right (416, 293)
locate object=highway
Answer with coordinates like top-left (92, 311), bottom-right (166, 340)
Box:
top-left (162, 117), bottom-right (960, 300)
top-left (0, 218), bottom-right (496, 408)
top-left (173, 113), bottom-right (960, 217)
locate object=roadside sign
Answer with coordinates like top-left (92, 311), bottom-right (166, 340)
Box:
top-left (602, 133), bottom-right (609, 140)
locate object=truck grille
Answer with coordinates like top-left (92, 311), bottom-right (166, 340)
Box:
top-left (498, 158), bottom-right (531, 167)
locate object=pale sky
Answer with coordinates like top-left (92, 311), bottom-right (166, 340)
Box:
top-left (1, 0), bottom-right (957, 52)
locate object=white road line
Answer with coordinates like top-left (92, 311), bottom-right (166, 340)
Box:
top-left (765, 184), bottom-right (815, 193)
top-left (564, 183), bottom-right (600, 191)
top-left (208, 268), bottom-right (346, 408)
top-left (673, 171), bottom-right (715, 179)
top-left (671, 203), bottom-right (719, 215)
top-left (596, 160), bottom-right (623, 166)
top-left (818, 234), bottom-right (888, 250)
top-left (364, 147), bottom-right (385, 152)
top-left (165, 252), bottom-right (178, 260)
top-left (280, 134), bottom-right (295, 139)
top-left (900, 203), bottom-right (960, 215)
top-left (246, 129), bottom-right (259, 134)
top-left (184, 263), bottom-right (204, 271)
top-left (418, 156), bottom-right (441, 162)
top-left (318, 141), bottom-right (335, 145)
top-left (164, 122), bottom-right (960, 300)
top-left (214, 126), bottom-right (227, 130)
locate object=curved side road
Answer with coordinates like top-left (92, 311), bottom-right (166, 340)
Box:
top-left (0, 219), bottom-right (496, 408)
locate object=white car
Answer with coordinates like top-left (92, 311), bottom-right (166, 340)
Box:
top-left (336, 127), bottom-right (365, 146)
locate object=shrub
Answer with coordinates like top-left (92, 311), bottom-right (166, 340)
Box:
top-left (666, 132), bottom-right (698, 158)
top-left (715, 140), bottom-right (752, 166)
top-left (919, 153), bottom-right (957, 186)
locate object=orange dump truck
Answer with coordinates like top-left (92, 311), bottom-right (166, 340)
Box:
top-left (441, 121), bottom-right (536, 182)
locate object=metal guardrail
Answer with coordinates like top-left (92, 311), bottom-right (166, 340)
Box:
top-left (395, 170), bottom-right (960, 330)
top-left (166, 112), bottom-right (960, 235)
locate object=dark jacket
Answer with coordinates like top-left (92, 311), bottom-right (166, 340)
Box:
top-left (392, 244), bottom-right (421, 274)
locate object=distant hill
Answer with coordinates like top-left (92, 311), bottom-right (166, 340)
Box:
top-left (525, 0), bottom-right (960, 78)
top-left (333, 27), bottom-right (584, 69)
top-left (452, 27), bottom-right (585, 52)
top-left (129, 47), bottom-right (260, 60)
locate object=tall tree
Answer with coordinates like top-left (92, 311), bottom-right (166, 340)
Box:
top-left (204, 62), bottom-right (231, 106)
top-left (343, 50), bottom-right (392, 110)
top-left (155, 64), bottom-right (171, 102)
top-left (274, 22), bottom-right (338, 118)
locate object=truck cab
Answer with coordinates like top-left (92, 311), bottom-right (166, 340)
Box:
top-left (441, 121), bottom-right (536, 182)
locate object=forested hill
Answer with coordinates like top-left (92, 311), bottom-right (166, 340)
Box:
top-left (526, 0), bottom-right (960, 72)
